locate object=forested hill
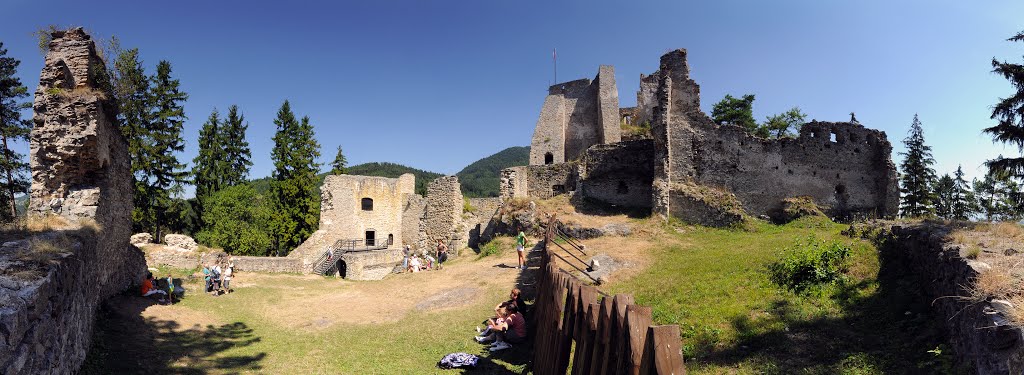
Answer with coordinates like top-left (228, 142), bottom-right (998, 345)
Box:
top-left (457, 146), bottom-right (530, 198)
top-left (248, 147), bottom-right (529, 199)
top-left (346, 162), bottom-right (444, 195)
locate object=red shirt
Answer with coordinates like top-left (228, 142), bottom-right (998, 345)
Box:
top-left (506, 313), bottom-right (526, 337)
top-left (140, 279), bottom-right (153, 295)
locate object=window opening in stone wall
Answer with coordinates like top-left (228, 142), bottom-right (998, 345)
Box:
top-left (388, 234), bottom-right (394, 246)
top-left (552, 184), bottom-right (565, 195)
top-left (365, 230), bottom-right (376, 246)
top-left (830, 132), bottom-right (837, 143)
top-left (361, 197), bottom-right (373, 211)
top-left (617, 181), bottom-right (629, 194)
top-left (544, 152), bottom-right (554, 165)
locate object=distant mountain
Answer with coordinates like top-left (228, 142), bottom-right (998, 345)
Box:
top-left (346, 162), bottom-right (444, 195)
top-left (457, 146), bottom-right (530, 198)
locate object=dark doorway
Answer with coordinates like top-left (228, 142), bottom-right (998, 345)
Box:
top-left (552, 184), bottom-right (565, 195)
top-left (544, 152), bottom-right (554, 165)
top-left (361, 198), bottom-right (373, 211)
top-left (365, 230), bottom-right (375, 246)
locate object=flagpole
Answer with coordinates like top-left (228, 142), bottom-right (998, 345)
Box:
top-left (553, 48), bottom-right (557, 85)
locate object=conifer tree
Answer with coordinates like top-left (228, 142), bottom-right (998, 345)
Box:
top-left (110, 48), bottom-right (154, 231)
top-left (898, 114), bottom-right (938, 217)
top-left (192, 109), bottom-right (223, 209)
top-left (330, 145), bottom-right (348, 175)
top-left (950, 165), bottom-right (977, 221)
top-left (0, 43), bottom-right (31, 221)
top-left (984, 30), bottom-right (1024, 181)
top-left (147, 61), bottom-right (189, 240)
top-left (974, 172), bottom-right (1021, 221)
top-left (711, 94), bottom-right (757, 133)
top-left (933, 174), bottom-right (955, 219)
top-left (270, 101), bottom-right (321, 255)
top-left (221, 105), bottom-right (252, 186)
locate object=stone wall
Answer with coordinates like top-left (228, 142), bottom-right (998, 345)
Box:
top-left (339, 249), bottom-right (404, 280)
top-left (578, 139), bottom-right (655, 209)
top-left (402, 194), bottom-right (426, 249)
top-left (530, 66), bottom-right (620, 165)
top-left (1, 28), bottom-right (144, 374)
top-left (417, 176), bottom-right (464, 255)
top-left (875, 223), bottom-right (1024, 374)
top-left (499, 166), bottom-right (528, 202)
top-left (525, 163), bottom-right (577, 199)
top-left (647, 49), bottom-right (898, 221)
top-left (466, 197), bottom-right (502, 248)
top-left (231, 256), bottom-right (303, 274)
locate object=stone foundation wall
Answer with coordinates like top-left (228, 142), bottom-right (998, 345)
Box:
top-left (877, 223), bottom-right (1024, 374)
top-left (231, 256), bottom-right (303, 274)
top-left (339, 249), bottom-right (404, 280)
top-left (525, 163), bottom-right (577, 199)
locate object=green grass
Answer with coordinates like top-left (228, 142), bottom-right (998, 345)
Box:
top-left (605, 217), bottom-right (956, 374)
top-left (85, 264), bottom-right (528, 374)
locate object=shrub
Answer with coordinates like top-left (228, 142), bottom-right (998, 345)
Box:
top-left (768, 236), bottom-right (851, 293)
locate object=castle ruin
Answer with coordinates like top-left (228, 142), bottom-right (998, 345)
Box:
top-left (508, 49), bottom-right (899, 223)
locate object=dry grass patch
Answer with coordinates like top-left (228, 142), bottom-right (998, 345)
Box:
top-left (969, 270), bottom-right (1020, 301)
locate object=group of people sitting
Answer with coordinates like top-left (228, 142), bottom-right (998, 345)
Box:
top-left (403, 240), bottom-right (449, 273)
top-left (140, 271), bottom-right (181, 304)
top-left (202, 259), bottom-right (234, 296)
top-left (474, 288), bottom-right (528, 352)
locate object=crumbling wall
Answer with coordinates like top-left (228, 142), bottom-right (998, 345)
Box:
top-left (466, 197), bottom-right (501, 248)
top-left (525, 164), bottom-right (577, 199)
top-left (873, 223), bottom-right (1024, 374)
top-left (530, 66), bottom-right (620, 165)
top-left (647, 49), bottom-right (898, 221)
top-left (341, 249), bottom-right (404, 280)
top-left (499, 166), bottom-right (528, 202)
top-left (417, 176), bottom-right (464, 255)
top-left (1, 28), bottom-right (144, 374)
top-left (402, 194), bottom-right (426, 249)
top-left (578, 139), bottom-right (654, 208)
top-left (230, 256), bottom-right (303, 274)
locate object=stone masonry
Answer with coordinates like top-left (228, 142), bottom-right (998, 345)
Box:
top-left (1, 28), bottom-right (145, 374)
top-left (530, 66), bottom-right (621, 165)
top-left (505, 48), bottom-right (899, 223)
top-left (417, 176), bottom-right (465, 256)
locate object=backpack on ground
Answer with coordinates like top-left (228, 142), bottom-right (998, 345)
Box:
top-left (438, 352), bottom-right (478, 369)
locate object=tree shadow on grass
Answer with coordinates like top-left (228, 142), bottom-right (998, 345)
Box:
top-left (693, 259), bottom-right (968, 374)
top-left (82, 294), bottom-right (265, 374)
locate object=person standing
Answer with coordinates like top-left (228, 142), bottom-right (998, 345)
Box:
top-left (515, 231), bottom-right (528, 270)
top-left (223, 262), bottom-right (233, 293)
top-left (436, 239), bottom-right (449, 270)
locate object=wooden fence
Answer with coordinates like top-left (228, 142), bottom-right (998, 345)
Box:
top-left (531, 215), bottom-right (686, 375)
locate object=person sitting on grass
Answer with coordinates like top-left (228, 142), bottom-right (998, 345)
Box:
top-left (476, 304), bottom-right (509, 343)
top-left (408, 255), bottom-right (422, 273)
top-left (508, 288), bottom-right (527, 319)
top-left (489, 303), bottom-right (526, 351)
top-left (140, 272), bottom-right (168, 303)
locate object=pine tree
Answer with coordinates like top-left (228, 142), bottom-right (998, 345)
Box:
top-left (192, 108), bottom-right (224, 209)
top-left (760, 107), bottom-right (807, 139)
top-left (221, 105), bottom-right (252, 186)
top-left (330, 145), bottom-right (348, 175)
top-left (974, 172), bottom-right (1021, 221)
top-left (0, 43), bottom-right (31, 221)
top-left (933, 174), bottom-right (955, 219)
top-left (950, 165), bottom-right (977, 221)
top-left (984, 30), bottom-right (1024, 180)
top-left (898, 114), bottom-right (938, 217)
top-left (270, 101), bottom-right (321, 255)
top-left (711, 94), bottom-right (757, 133)
top-left (147, 61), bottom-right (189, 241)
top-left (110, 48), bottom-right (154, 231)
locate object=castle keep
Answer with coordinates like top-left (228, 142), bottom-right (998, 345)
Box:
top-left (512, 49), bottom-right (899, 223)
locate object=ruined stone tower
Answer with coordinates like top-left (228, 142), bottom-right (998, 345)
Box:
top-left (529, 66), bottom-right (621, 165)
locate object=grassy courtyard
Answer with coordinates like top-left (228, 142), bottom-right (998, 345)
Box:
top-left (82, 216), bottom-right (954, 374)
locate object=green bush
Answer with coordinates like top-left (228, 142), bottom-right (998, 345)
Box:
top-left (768, 236), bottom-right (851, 293)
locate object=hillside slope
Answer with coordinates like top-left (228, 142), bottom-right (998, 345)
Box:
top-left (457, 146), bottom-right (530, 198)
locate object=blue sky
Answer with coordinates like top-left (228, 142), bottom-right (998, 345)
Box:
top-left (3, 0), bottom-right (1023, 191)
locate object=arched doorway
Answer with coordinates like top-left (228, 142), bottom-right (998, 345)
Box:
top-left (544, 152), bottom-right (554, 165)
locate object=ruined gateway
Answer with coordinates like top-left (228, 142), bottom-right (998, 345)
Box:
top-left (505, 49), bottom-right (899, 224)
